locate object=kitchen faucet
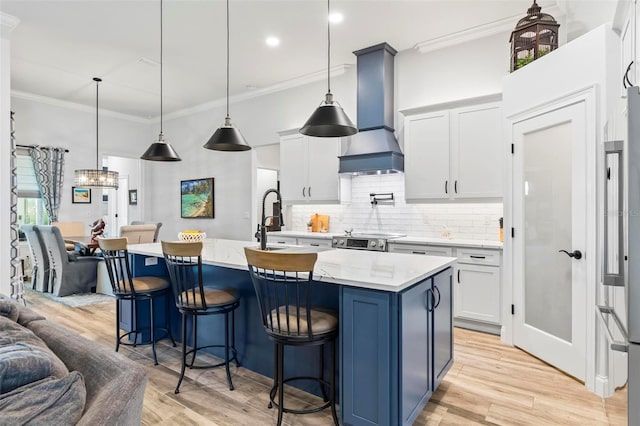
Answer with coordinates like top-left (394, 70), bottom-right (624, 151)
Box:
top-left (255, 188), bottom-right (284, 250)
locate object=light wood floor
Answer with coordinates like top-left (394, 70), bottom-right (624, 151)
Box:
top-left (23, 292), bottom-right (627, 425)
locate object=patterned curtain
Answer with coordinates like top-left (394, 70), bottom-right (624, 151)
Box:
top-left (9, 112), bottom-right (25, 304)
top-left (29, 146), bottom-right (66, 223)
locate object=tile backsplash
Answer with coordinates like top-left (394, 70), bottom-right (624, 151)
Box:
top-left (289, 174), bottom-right (503, 241)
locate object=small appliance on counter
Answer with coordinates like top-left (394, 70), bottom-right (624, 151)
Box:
top-left (308, 213), bottom-right (330, 232)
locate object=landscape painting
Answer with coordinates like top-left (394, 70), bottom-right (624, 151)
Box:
top-left (181, 178), bottom-right (214, 218)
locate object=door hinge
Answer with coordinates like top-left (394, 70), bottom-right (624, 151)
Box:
top-left (511, 144), bottom-right (514, 154)
top-left (511, 228), bottom-right (515, 238)
top-left (511, 304), bottom-right (515, 315)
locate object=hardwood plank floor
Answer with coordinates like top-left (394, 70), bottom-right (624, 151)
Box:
top-left (22, 292), bottom-right (627, 425)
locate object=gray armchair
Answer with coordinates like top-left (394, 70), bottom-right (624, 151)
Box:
top-left (21, 225), bottom-right (50, 293)
top-left (37, 225), bottom-right (103, 297)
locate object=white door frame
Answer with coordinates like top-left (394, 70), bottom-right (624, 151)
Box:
top-left (503, 85), bottom-right (598, 393)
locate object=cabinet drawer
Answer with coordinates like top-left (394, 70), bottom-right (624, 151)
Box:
top-left (270, 236), bottom-right (298, 245)
top-left (456, 248), bottom-right (500, 266)
top-left (297, 237), bottom-right (332, 248)
top-left (388, 243), bottom-right (453, 257)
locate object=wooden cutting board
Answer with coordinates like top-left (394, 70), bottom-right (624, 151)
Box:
top-left (311, 214), bottom-right (330, 232)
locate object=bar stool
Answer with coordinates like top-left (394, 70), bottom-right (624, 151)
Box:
top-left (244, 247), bottom-right (339, 426)
top-left (162, 241), bottom-right (240, 392)
top-left (98, 237), bottom-right (175, 365)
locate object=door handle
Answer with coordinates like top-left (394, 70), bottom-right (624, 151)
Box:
top-left (445, 181), bottom-right (448, 194)
top-left (308, 187), bottom-right (311, 197)
top-left (302, 187), bottom-right (306, 197)
top-left (559, 249), bottom-right (582, 260)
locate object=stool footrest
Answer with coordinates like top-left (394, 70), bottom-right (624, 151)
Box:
top-left (186, 344), bottom-right (239, 369)
top-left (269, 376), bottom-right (332, 415)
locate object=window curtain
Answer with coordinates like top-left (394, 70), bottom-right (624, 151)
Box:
top-left (9, 111), bottom-right (25, 304)
top-left (29, 146), bottom-right (66, 223)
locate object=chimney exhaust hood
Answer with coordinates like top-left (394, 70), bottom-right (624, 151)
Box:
top-left (339, 43), bottom-right (404, 175)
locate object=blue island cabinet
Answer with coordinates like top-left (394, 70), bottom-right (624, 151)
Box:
top-left (341, 267), bottom-right (453, 426)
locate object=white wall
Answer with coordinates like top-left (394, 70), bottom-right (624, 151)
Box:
top-left (10, 96), bottom-right (149, 229)
top-left (144, 69), bottom-right (357, 242)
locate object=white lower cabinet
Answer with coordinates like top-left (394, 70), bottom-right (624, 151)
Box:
top-left (268, 234), bottom-right (332, 247)
top-left (297, 237), bottom-right (332, 248)
top-left (270, 236), bottom-right (297, 245)
top-left (454, 263), bottom-right (501, 325)
top-left (388, 242), bottom-right (502, 334)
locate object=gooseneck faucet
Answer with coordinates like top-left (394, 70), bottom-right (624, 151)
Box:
top-left (256, 188), bottom-right (284, 250)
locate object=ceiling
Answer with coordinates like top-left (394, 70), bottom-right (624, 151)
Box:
top-left (1, 0), bottom-right (617, 119)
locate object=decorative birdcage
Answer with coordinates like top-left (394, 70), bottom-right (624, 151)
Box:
top-left (509, 0), bottom-right (560, 72)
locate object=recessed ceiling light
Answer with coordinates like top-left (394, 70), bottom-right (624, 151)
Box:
top-left (329, 12), bottom-right (343, 24)
top-left (266, 36), bottom-right (280, 47)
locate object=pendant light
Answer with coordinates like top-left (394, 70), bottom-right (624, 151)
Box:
top-left (74, 78), bottom-right (119, 189)
top-left (141, 0), bottom-right (182, 161)
top-left (299, 0), bottom-right (357, 138)
top-left (203, 0), bottom-right (251, 151)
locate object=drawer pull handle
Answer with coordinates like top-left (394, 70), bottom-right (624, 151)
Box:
top-left (310, 243), bottom-right (320, 247)
top-left (457, 270), bottom-right (460, 283)
top-left (470, 255), bottom-right (486, 259)
top-left (412, 251), bottom-right (426, 255)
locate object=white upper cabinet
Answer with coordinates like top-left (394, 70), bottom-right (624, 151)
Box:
top-left (404, 111), bottom-right (450, 199)
top-left (279, 132), bottom-right (344, 204)
top-left (452, 103), bottom-right (503, 198)
top-left (404, 100), bottom-right (503, 202)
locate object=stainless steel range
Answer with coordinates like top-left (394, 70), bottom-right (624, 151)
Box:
top-left (331, 232), bottom-right (405, 252)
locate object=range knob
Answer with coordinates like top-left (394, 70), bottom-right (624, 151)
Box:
top-left (370, 241), bottom-right (377, 247)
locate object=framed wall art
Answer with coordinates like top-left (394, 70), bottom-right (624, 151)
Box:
top-left (129, 189), bottom-right (138, 205)
top-left (181, 178), bottom-right (214, 219)
top-left (72, 187), bottom-right (91, 204)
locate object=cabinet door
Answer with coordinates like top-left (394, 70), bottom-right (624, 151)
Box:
top-left (622, 3), bottom-right (635, 96)
top-left (279, 134), bottom-right (308, 202)
top-left (306, 136), bottom-right (341, 202)
top-left (297, 237), bottom-right (332, 247)
top-left (452, 103), bottom-right (503, 198)
top-left (270, 236), bottom-right (297, 245)
top-left (432, 268), bottom-right (453, 390)
top-left (404, 111), bottom-right (450, 200)
top-left (454, 263), bottom-right (501, 324)
top-left (400, 279), bottom-right (431, 425)
top-left (342, 287), bottom-right (391, 426)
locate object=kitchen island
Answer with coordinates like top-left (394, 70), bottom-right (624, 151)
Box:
top-left (127, 239), bottom-right (456, 426)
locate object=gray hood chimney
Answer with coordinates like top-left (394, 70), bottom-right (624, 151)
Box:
top-left (339, 43), bottom-right (404, 175)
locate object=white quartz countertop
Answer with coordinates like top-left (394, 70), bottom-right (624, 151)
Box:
top-left (268, 231), bottom-right (503, 249)
top-left (128, 238), bottom-right (456, 293)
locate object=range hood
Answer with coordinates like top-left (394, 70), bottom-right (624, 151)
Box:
top-left (339, 43), bottom-right (404, 175)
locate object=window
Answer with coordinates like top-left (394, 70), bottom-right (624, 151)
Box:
top-left (16, 149), bottom-right (49, 236)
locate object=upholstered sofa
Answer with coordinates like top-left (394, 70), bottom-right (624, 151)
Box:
top-left (0, 298), bottom-right (148, 425)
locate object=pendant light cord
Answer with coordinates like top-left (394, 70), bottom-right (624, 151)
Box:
top-left (95, 77), bottom-right (100, 169)
top-left (327, 0), bottom-right (331, 95)
top-left (226, 0), bottom-right (230, 119)
top-left (160, 0), bottom-right (164, 136)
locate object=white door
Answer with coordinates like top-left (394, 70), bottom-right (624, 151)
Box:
top-left (512, 101), bottom-right (588, 381)
top-left (107, 176), bottom-right (128, 236)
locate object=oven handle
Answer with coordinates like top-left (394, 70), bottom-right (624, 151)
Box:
top-left (596, 305), bottom-right (629, 352)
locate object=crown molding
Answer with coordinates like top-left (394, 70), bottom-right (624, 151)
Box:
top-left (1, 13), bottom-right (20, 39)
top-left (414, 5), bottom-right (562, 54)
top-left (11, 90), bottom-right (150, 124)
top-left (159, 64), bottom-right (351, 123)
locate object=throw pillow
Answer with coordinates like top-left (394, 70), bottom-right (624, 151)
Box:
top-left (0, 316), bottom-right (68, 378)
top-left (0, 300), bottom-right (18, 322)
top-left (0, 344), bottom-right (52, 394)
top-left (0, 371), bottom-right (86, 426)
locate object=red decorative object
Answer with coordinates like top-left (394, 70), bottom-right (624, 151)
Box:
top-left (90, 218), bottom-right (105, 241)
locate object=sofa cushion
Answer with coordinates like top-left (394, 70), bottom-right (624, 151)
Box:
top-left (0, 300), bottom-right (18, 322)
top-left (0, 344), bottom-right (52, 394)
top-left (0, 371), bottom-right (86, 426)
top-left (0, 316), bottom-right (68, 378)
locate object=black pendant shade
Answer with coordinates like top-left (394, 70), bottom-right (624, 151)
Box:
top-left (300, 93), bottom-right (357, 137)
top-left (203, 117), bottom-right (251, 151)
top-left (141, 134), bottom-right (182, 161)
top-left (203, 0), bottom-right (251, 152)
top-left (141, 0), bottom-right (181, 162)
top-left (300, 0), bottom-right (357, 138)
